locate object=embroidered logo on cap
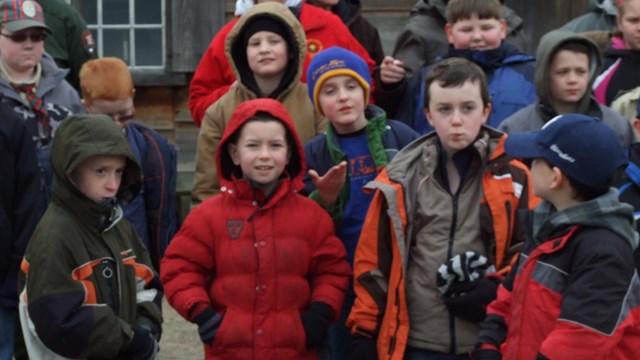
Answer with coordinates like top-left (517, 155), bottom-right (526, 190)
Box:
top-left (549, 144), bottom-right (575, 163)
top-left (22, 0), bottom-right (36, 18)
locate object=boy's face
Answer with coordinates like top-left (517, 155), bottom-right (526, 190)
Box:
top-left (618, 0), bottom-right (640, 50)
top-left (530, 158), bottom-right (555, 199)
top-left (72, 155), bottom-right (127, 203)
top-left (228, 120), bottom-right (291, 192)
top-left (548, 49), bottom-right (590, 108)
top-left (0, 27), bottom-right (45, 73)
top-left (445, 14), bottom-right (507, 51)
top-left (85, 97), bottom-right (135, 130)
top-left (424, 79), bottom-right (490, 154)
top-left (246, 31), bottom-right (289, 80)
top-left (317, 75), bottom-right (368, 134)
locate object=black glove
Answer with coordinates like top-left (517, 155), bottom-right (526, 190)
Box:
top-left (120, 325), bottom-right (159, 360)
top-left (471, 348), bottom-right (502, 360)
top-left (195, 307), bottom-right (223, 344)
top-left (444, 277), bottom-right (499, 323)
top-left (349, 334), bottom-right (377, 360)
top-left (300, 302), bottom-right (331, 350)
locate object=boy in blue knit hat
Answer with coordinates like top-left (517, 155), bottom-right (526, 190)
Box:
top-left (302, 46), bottom-right (419, 359)
top-left (475, 114), bottom-right (640, 359)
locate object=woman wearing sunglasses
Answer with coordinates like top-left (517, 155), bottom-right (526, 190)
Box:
top-left (0, 1), bottom-right (84, 358)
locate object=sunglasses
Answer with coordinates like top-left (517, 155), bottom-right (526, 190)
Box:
top-left (0, 32), bottom-right (47, 43)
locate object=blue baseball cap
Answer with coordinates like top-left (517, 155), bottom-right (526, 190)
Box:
top-left (505, 113), bottom-right (627, 190)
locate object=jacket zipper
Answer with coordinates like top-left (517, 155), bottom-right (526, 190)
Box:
top-left (504, 200), bottom-right (512, 267)
top-left (388, 272), bottom-right (403, 356)
top-left (448, 194), bottom-right (459, 353)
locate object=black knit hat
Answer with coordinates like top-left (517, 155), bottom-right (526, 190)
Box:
top-left (242, 15), bottom-right (289, 46)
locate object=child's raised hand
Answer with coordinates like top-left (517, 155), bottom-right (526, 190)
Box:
top-left (308, 161), bottom-right (348, 207)
top-left (380, 56), bottom-right (406, 85)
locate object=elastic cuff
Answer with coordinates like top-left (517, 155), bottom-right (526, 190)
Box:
top-left (188, 302), bottom-right (211, 323)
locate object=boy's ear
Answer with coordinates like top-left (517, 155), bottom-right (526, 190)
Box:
top-left (481, 102), bottom-right (492, 125)
top-left (632, 117), bottom-right (640, 139)
top-left (228, 143), bottom-right (240, 166)
top-left (445, 23), bottom-right (454, 44)
top-left (424, 107), bottom-right (435, 128)
top-left (549, 166), bottom-right (565, 190)
top-left (499, 19), bottom-right (507, 41)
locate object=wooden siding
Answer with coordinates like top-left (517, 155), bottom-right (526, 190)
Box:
top-left (506, 0), bottom-right (592, 54)
top-left (172, 0), bottom-right (225, 72)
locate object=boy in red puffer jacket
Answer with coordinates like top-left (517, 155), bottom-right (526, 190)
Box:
top-left (161, 98), bottom-right (351, 359)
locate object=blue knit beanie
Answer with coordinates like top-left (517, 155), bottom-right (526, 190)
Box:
top-left (306, 46), bottom-right (371, 115)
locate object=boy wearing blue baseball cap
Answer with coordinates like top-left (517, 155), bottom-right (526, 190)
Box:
top-left (302, 46), bottom-right (419, 358)
top-left (474, 114), bottom-right (640, 359)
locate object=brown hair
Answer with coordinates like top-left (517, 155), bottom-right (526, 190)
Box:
top-left (423, 57), bottom-right (490, 109)
top-left (79, 57), bottom-right (134, 106)
top-left (446, 0), bottom-right (503, 24)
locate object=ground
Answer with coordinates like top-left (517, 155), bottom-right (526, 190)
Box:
top-left (157, 297), bottom-right (204, 359)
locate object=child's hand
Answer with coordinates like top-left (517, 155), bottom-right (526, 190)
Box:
top-left (301, 302), bottom-right (332, 350)
top-left (195, 307), bottom-right (223, 344)
top-left (380, 56), bottom-right (406, 85)
top-left (308, 161), bottom-right (347, 207)
top-left (122, 325), bottom-right (159, 360)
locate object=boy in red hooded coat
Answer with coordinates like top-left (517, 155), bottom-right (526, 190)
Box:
top-left (161, 98), bottom-right (351, 359)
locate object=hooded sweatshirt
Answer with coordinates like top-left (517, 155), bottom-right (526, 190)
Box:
top-left (477, 189), bottom-right (640, 359)
top-left (192, 2), bottom-right (327, 205)
top-left (162, 98), bottom-right (351, 360)
top-left (499, 30), bottom-right (635, 147)
top-left (18, 114), bottom-right (162, 359)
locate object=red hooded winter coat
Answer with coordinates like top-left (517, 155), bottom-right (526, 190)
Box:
top-left (161, 98), bottom-right (351, 359)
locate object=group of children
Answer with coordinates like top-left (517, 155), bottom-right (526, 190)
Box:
top-left (5, 0), bottom-right (640, 359)
top-left (0, 0), bottom-right (178, 359)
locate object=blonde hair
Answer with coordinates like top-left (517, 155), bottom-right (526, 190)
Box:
top-left (79, 57), bottom-right (134, 106)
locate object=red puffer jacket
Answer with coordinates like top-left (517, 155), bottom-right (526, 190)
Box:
top-left (161, 98), bottom-right (351, 359)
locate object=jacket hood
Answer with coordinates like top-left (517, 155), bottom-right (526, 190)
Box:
top-left (533, 188), bottom-right (639, 250)
top-left (535, 30), bottom-right (601, 113)
top-left (226, 2), bottom-right (306, 99)
top-left (50, 114), bottom-right (142, 221)
top-left (592, 0), bottom-right (618, 16)
top-left (216, 98), bottom-right (306, 191)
